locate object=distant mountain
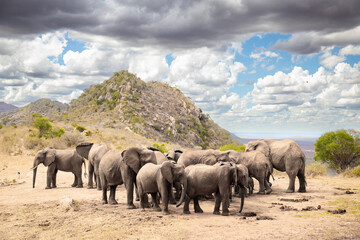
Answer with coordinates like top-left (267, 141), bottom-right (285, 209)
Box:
top-left (68, 70), bottom-right (237, 148)
top-left (0, 102), bottom-right (17, 113)
top-left (0, 98), bottom-right (68, 125)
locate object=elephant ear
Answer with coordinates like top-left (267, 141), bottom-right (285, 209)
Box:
top-left (256, 141), bottom-right (270, 157)
top-left (161, 161), bottom-right (174, 184)
top-left (76, 142), bottom-right (94, 159)
top-left (44, 148), bottom-right (56, 166)
top-left (123, 147), bottom-right (141, 173)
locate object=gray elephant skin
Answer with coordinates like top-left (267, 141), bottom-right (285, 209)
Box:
top-left (33, 147), bottom-right (85, 189)
top-left (179, 162), bottom-right (247, 216)
top-left (121, 146), bottom-right (158, 209)
top-left (165, 149), bottom-right (183, 162)
top-left (246, 139), bottom-right (306, 193)
top-left (76, 142), bottom-right (111, 190)
top-left (98, 149), bottom-right (126, 205)
top-left (177, 149), bottom-right (231, 167)
top-left (227, 150), bottom-right (273, 194)
top-left (136, 161), bottom-right (187, 215)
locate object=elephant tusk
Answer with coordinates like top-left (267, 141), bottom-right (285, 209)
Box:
top-left (30, 166), bottom-right (38, 170)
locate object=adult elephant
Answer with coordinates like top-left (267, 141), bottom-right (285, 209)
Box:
top-left (246, 139), bottom-right (306, 193)
top-left (177, 149), bottom-right (231, 167)
top-left (136, 161), bottom-right (187, 215)
top-left (76, 142), bottom-right (111, 190)
top-left (227, 150), bottom-right (273, 195)
top-left (32, 147), bottom-right (85, 189)
top-left (99, 149), bottom-right (126, 205)
top-left (178, 162), bottom-right (247, 216)
top-left (121, 146), bottom-right (157, 209)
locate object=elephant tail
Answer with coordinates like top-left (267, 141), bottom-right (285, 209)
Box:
top-left (82, 158), bottom-right (87, 179)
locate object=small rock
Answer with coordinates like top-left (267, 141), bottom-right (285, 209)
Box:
top-left (328, 209), bottom-right (346, 214)
top-left (256, 216), bottom-right (273, 220)
top-left (345, 190), bottom-right (355, 194)
top-left (317, 205), bottom-right (321, 209)
top-left (241, 212), bottom-right (257, 217)
top-left (59, 196), bottom-right (75, 211)
top-left (39, 220), bottom-right (50, 227)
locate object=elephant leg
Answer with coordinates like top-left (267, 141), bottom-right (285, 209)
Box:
top-left (102, 185), bottom-right (108, 204)
top-left (213, 192), bottom-right (221, 215)
top-left (75, 169), bottom-right (83, 188)
top-left (297, 169), bottom-right (307, 193)
top-left (183, 195), bottom-right (191, 214)
top-left (125, 168), bottom-right (136, 209)
top-left (109, 185), bottom-right (118, 205)
top-left (96, 173), bottom-right (101, 191)
top-left (88, 163), bottom-right (95, 189)
top-left (193, 196), bottom-right (203, 213)
top-left (135, 186), bottom-right (140, 201)
top-left (51, 169), bottom-right (57, 188)
top-left (161, 187), bottom-right (170, 215)
top-left (46, 164), bottom-right (56, 189)
top-left (219, 188), bottom-right (230, 216)
top-left (72, 175), bottom-right (78, 187)
top-left (150, 193), bottom-right (161, 211)
top-left (286, 170), bottom-right (296, 193)
top-left (257, 176), bottom-right (266, 194)
top-left (265, 179), bottom-right (272, 194)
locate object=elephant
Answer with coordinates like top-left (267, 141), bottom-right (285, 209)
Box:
top-left (227, 150), bottom-right (273, 194)
top-left (121, 146), bottom-right (158, 209)
top-left (76, 142), bottom-right (111, 190)
top-left (245, 139), bottom-right (306, 193)
top-left (98, 149), bottom-right (126, 204)
top-left (165, 149), bottom-right (183, 162)
top-left (136, 161), bottom-right (187, 215)
top-left (177, 162), bottom-right (247, 216)
top-left (247, 177), bottom-right (254, 195)
top-left (32, 147), bottom-right (85, 189)
top-left (177, 149), bottom-right (231, 167)
top-left (147, 147), bottom-right (168, 164)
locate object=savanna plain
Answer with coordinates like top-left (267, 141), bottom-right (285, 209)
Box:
top-left (1, 149), bottom-right (360, 240)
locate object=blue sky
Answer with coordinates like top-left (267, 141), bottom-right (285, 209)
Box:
top-left (0, 0), bottom-right (360, 138)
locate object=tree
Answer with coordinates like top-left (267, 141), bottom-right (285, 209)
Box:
top-left (33, 115), bottom-right (52, 138)
top-left (314, 129), bottom-right (360, 173)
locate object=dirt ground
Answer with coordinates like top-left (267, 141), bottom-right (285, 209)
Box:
top-left (0, 151), bottom-right (360, 240)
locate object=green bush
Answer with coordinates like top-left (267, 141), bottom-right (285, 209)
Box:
top-left (218, 143), bottom-right (245, 152)
top-left (306, 162), bottom-right (327, 177)
top-left (152, 142), bottom-right (170, 153)
top-left (85, 130), bottom-right (92, 136)
top-left (0, 124), bottom-right (3, 129)
top-left (76, 125), bottom-right (86, 132)
top-left (52, 127), bottom-right (65, 138)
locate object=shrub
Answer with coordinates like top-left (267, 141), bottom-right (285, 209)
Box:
top-left (32, 113), bottom-right (52, 138)
top-left (76, 125), bottom-right (86, 132)
top-left (1, 134), bottom-right (17, 154)
top-left (342, 165), bottom-right (360, 177)
top-left (52, 127), bottom-right (65, 138)
top-left (306, 162), bottom-right (327, 177)
top-left (0, 124), bottom-right (3, 129)
top-left (61, 131), bottom-right (85, 147)
top-left (85, 130), bottom-right (92, 136)
top-left (152, 142), bottom-right (170, 153)
top-left (218, 143), bottom-right (245, 152)
top-left (24, 135), bottom-right (45, 150)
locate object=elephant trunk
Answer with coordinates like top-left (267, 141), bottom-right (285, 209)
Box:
top-left (32, 160), bottom-right (40, 188)
top-left (176, 178), bottom-right (187, 207)
top-left (239, 186), bottom-right (246, 213)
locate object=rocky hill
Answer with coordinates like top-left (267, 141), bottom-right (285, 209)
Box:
top-left (68, 70), bottom-right (236, 148)
top-left (0, 102), bottom-right (17, 113)
top-left (0, 98), bottom-right (68, 125)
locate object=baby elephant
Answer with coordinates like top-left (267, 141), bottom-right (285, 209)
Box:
top-left (136, 161), bottom-right (187, 215)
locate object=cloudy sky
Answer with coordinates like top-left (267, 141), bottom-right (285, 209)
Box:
top-left (1, 0), bottom-right (360, 137)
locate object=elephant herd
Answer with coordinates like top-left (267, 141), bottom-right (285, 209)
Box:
top-left (32, 139), bottom-right (307, 216)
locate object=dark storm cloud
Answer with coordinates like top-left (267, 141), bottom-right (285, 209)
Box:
top-left (1, 0), bottom-right (360, 52)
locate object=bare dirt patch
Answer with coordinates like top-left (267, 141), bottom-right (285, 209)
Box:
top-left (1, 152), bottom-right (360, 240)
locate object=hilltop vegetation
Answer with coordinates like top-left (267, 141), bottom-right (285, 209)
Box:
top-left (0, 71), bottom-right (238, 150)
top-left (68, 70), bottom-right (236, 148)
